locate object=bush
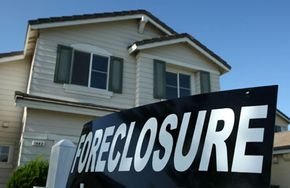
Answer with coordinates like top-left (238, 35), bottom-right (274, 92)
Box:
top-left (7, 157), bottom-right (49, 188)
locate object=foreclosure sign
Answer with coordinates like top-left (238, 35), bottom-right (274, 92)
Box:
top-left (66, 86), bottom-right (277, 188)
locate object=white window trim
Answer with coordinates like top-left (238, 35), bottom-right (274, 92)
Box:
top-left (0, 144), bottom-right (14, 168)
top-left (166, 71), bottom-right (191, 98)
top-left (88, 54), bottom-right (111, 91)
top-left (69, 44), bottom-right (112, 93)
top-left (63, 84), bottom-right (113, 99)
top-left (71, 44), bottom-right (112, 57)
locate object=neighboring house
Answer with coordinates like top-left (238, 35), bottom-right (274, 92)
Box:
top-left (272, 129), bottom-right (290, 188)
top-left (0, 52), bottom-right (30, 187)
top-left (0, 10), bottom-right (289, 188)
top-left (275, 110), bottom-right (290, 133)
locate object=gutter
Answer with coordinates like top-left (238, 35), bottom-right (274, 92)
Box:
top-left (15, 91), bottom-right (122, 113)
top-left (273, 145), bottom-right (290, 155)
top-left (0, 51), bottom-right (25, 64)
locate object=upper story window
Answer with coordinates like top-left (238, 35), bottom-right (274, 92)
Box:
top-left (153, 59), bottom-right (211, 100)
top-left (0, 146), bottom-right (9, 163)
top-left (54, 44), bottom-right (123, 94)
top-left (166, 72), bottom-right (191, 99)
top-left (71, 51), bottom-right (109, 90)
top-left (274, 125), bottom-right (287, 133)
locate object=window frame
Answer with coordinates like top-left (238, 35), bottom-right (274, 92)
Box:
top-left (0, 144), bottom-right (13, 168)
top-left (88, 53), bottom-right (111, 90)
top-left (69, 49), bottom-right (111, 91)
top-left (165, 71), bottom-right (191, 99)
top-left (274, 125), bottom-right (287, 132)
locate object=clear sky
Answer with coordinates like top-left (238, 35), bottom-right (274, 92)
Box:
top-left (1, 0), bottom-right (289, 121)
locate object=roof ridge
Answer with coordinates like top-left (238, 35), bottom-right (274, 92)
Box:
top-left (28, 9), bottom-right (177, 34)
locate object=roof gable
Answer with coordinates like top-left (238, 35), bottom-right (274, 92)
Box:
top-left (128, 33), bottom-right (231, 73)
top-left (28, 10), bottom-right (177, 35)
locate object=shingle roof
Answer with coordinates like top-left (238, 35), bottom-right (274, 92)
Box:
top-left (0, 51), bottom-right (23, 58)
top-left (28, 9), bottom-right (177, 34)
top-left (277, 109), bottom-right (290, 123)
top-left (130, 33), bottom-right (231, 70)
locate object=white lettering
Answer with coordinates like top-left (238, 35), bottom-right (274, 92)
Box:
top-left (199, 108), bottom-right (234, 172)
top-left (95, 126), bottom-right (115, 172)
top-left (85, 129), bottom-right (103, 172)
top-left (71, 134), bottom-right (86, 173)
top-left (134, 117), bottom-right (157, 172)
top-left (231, 105), bottom-right (267, 173)
top-left (152, 114), bottom-right (177, 172)
top-left (119, 122), bottom-right (135, 171)
top-left (108, 123), bottom-right (127, 172)
top-left (174, 111), bottom-right (206, 171)
top-left (78, 132), bottom-right (93, 173)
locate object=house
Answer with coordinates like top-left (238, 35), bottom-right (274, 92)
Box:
top-left (271, 111), bottom-right (290, 188)
top-left (0, 10), bottom-right (289, 188)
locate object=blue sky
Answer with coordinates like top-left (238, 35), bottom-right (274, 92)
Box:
top-left (1, 1), bottom-right (289, 121)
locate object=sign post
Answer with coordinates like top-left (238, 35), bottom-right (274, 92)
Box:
top-left (66, 86), bottom-right (277, 188)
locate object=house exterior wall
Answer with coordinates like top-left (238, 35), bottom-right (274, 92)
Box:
top-left (21, 19), bottom-right (223, 167)
top-left (19, 108), bottom-right (94, 164)
top-left (135, 55), bottom-right (159, 106)
top-left (20, 20), bottom-right (166, 165)
top-left (0, 59), bottom-right (30, 188)
top-left (28, 20), bottom-right (164, 110)
top-left (271, 154), bottom-right (290, 188)
top-left (135, 47), bottom-right (221, 106)
top-left (275, 114), bottom-right (289, 128)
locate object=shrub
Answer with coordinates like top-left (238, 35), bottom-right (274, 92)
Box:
top-left (7, 157), bottom-right (49, 188)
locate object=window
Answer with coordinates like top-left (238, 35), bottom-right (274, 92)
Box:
top-left (71, 51), bottom-right (109, 90)
top-left (0, 146), bottom-right (9, 163)
top-left (166, 72), bottom-right (191, 99)
top-left (54, 45), bottom-right (123, 93)
top-left (274, 125), bottom-right (287, 133)
top-left (91, 55), bottom-right (109, 89)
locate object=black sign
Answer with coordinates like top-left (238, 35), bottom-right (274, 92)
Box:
top-left (66, 86), bottom-right (277, 188)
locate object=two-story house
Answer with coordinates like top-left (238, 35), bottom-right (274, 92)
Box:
top-left (0, 10), bottom-right (289, 188)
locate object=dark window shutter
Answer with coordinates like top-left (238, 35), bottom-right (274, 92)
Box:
top-left (71, 50), bottom-right (90, 86)
top-left (54, 45), bottom-right (73, 84)
top-left (200, 71), bottom-right (211, 93)
top-left (109, 56), bottom-right (123, 93)
top-left (154, 59), bottom-right (166, 99)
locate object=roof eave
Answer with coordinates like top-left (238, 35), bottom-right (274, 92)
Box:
top-left (29, 14), bottom-right (174, 35)
top-left (129, 38), bottom-right (231, 74)
top-left (0, 51), bottom-right (25, 64)
top-left (15, 91), bottom-right (122, 116)
top-left (277, 109), bottom-right (290, 124)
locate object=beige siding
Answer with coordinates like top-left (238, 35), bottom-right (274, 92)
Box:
top-left (135, 56), bottom-right (160, 106)
top-left (210, 72), bottom-right (220, 92)
top-left (166, 64), bottom-right (198, 95)
top-left (29, 20), bottom-right (164, 110)
top-left (142, 43), bottom-right (221, 73)
top-left (139, 43), bottom-right (221, 95)
top-left (0, 168), bottom-right (12, 188)
top-left (19, 108), bottom-right (94, 164)
top-left (276, 114), bottom-right (289, 127)
top-left (271, 154), bottom-right (290, 188)
top-left (0, 59), bottom-right (30, 188)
